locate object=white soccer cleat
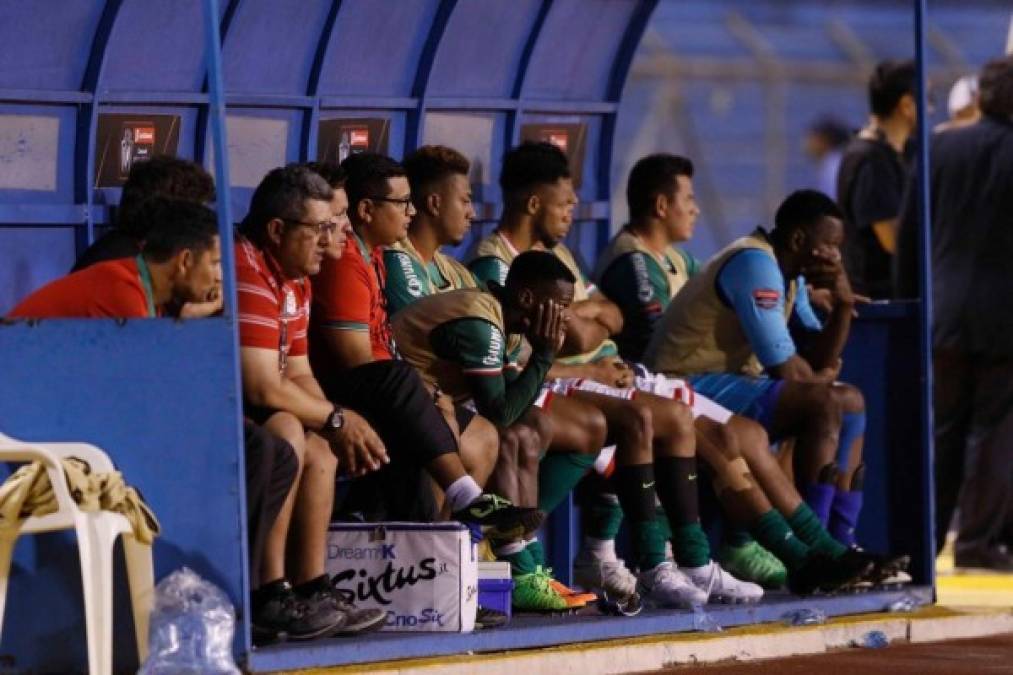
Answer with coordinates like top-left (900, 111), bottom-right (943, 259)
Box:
top-left (684, 560), bottom-right (764, 604)
top-left (573, 550), bottom-right (639, 600)
top-left (637, 562), bottom-right (709, 609)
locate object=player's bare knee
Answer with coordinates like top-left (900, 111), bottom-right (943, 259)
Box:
top-left (515, 426), bottom-right (542, 467)
top-left (524, 407), bottom-right (554, 449)
top-left (583, 408), bottom-right (609, 456)
top-left (831, 382), bottom-right (865, 414)
top-left (807, 385), bottom-right (843, 431)
top-left (727, 415), bottom-right (769, 458)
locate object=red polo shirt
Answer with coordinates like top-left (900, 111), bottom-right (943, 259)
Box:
top-left (235, 236), bottom-right (311, 373)
top-left (311, 231), bottom-right (394, 362)
top-left (9, 257), bottom-right (156, 318)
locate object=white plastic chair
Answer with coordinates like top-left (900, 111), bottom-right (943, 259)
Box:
top-left (0, 432), bottom-right (154, 675)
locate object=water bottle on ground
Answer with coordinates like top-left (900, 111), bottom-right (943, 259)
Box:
top-left (138, 567), bottom-right (241, 675)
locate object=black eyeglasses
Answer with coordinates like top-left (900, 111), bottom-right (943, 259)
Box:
top-left (365, 195), bottom-right (414, 215)
top-left (282, 218), bottom-right (338, 235)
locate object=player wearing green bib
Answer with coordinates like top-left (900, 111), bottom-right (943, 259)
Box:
top-left (390, 146), bottom-right (552, 546)
top-left (394, 251), bottom-right (601, 611)
top-left (471, 143), bottom-right (776, 608)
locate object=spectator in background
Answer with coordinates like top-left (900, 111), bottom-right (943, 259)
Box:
top-left (935, 75), bottom-right (980, 134)
top-left (896, 56), bottom-right (1013, 571)
top-left (837, 60), bottom-right (917, 299)
top-left (804, 116), bottom-right (851, 198)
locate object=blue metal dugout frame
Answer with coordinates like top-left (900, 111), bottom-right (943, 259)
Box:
top-left (0, 0), bottom-right (935, 671)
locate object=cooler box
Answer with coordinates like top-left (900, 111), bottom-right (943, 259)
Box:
top-left (478, 561), bottom-right (513, 621)
top-left (325, 522), bottom-right (477, 632)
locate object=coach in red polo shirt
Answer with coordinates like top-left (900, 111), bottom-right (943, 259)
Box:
top-left (10, 197), bottom-right (221, 319)
top-left (236, 165), bottom-right (388, 638)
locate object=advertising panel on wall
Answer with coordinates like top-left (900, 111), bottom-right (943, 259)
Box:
top-left (93, 113), bottom-right (181, 187)
top-left (520, 122), bottom-right (587, 188)
top-left (318, 118), bottom-right (391, 163)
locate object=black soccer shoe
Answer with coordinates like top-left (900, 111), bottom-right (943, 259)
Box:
top-left (787, 552), bottom-right (874, 595)
top-left (452, 493), bottom-right (545, 541)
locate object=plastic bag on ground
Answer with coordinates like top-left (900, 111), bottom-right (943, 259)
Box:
top-left (138, 567), bottom-right (241, 675)
top-left (854, 630), bottom-right (889, 648)
top-left (691, 604), bottom-right (723, 632)
top-left (781, 608), bottom-right (827, 626)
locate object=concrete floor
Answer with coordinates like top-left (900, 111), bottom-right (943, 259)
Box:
top-left (654, 632), bottom-right (1013, 674)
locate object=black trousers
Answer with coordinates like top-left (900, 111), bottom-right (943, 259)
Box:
top-left (934, 350), bottom-right (1013, 556)
top-left (320, 359), bottom-right (460, 522)
top-left (244, 421), bottom-right (299, 587)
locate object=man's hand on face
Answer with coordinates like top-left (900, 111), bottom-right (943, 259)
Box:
top-left (179, 285), bottom-right (224, 318)
top-left (803, 246), bottom-right (856, 306)
top-left (325, 409), bottom-right (390, 477)
top-left (528, 299), bottom-right (568, 354)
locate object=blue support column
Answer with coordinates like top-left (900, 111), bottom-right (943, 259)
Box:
top-left (201, 0), bottom-right (252, 656)
top-left (73, 0), bottom-right (124, 252)
top-left (912, 0), bottom-right (936, 589)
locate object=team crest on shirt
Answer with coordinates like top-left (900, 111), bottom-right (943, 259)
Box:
top-left (752, 288), bottom-right (780, 310)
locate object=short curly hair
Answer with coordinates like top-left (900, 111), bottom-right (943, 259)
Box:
top-left (499, 142), bottom-right (570, 199)
top-left (978, 55), bottom-right (1013, 118)
top-left (118, 156), bottom-right (215, 237)
top-left (403, 145), bottom-right (470, 208)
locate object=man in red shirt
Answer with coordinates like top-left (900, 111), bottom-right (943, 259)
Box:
top-left (8, 198), bottom-right (315, 643)
top-left (236, 165), bottom-right (387, 640)
top-left (309, 155), bottom-right (521, 529)
top-left (10, 196), bottom-right (221, 319)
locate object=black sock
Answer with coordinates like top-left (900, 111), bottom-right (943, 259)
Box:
top-left (613, 463), bottom-right (657, 522)
top-left (653, 456), bottom-right (701, 526)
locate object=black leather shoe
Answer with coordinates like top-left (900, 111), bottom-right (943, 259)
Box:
top-left (955, 543), bottom-right (1013, 571)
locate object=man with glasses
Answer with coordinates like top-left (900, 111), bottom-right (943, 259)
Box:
top-left (307, 154), bottom-right (534, 543)
top-left (236, 165), bottom-right (387, 640)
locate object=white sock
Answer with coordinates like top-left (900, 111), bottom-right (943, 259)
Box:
top-left (445, 475), bottom-right (483, 512)
top-left (583, 537), bottom-right (617, 562)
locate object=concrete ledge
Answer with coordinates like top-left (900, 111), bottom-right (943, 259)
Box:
top-left (295, 607), bottom-right (1013, 675)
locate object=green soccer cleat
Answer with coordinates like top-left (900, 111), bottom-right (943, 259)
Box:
top-left (512, 569), bottom-right (570, 612)
top-left (719, 541), bottom-right (788, 590)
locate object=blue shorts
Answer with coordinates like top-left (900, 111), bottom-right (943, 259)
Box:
top-left (688, 373), bottom-right (786, 435)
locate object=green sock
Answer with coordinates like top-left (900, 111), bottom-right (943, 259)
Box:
top-left (630, 520), bottom-right (668, 570)
top-left (655, 503), bottom-right (673, 542)
top-left (526, 538), bottom-right (546, 567)
top-left (788, 503), bottom-right (847, 558)
top-left (751, 509), bottom-right (811, 570)
top-left (585, 493), bottom-right (624, 540)
top-left (538, 452), bottom-right (596, 514)
top-left (725, 526), bottom-right (753, 548)
top-left (671, 522), bottom-right (711, 568)
top-left (496, 543), bottom-right (536, 575)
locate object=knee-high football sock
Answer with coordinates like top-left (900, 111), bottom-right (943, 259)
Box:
top-left (654, 456), bottom-right (711, 568)
top-left (613, 463), bottom-right (667, 570)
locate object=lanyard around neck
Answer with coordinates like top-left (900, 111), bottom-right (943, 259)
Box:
top-left (135, 254), bottom-right (157, 318)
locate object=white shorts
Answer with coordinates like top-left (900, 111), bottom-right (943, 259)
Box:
top-left (532, 369), bottom-right (733, 477)
top-left (541, 373), bottom-right (733, 425)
